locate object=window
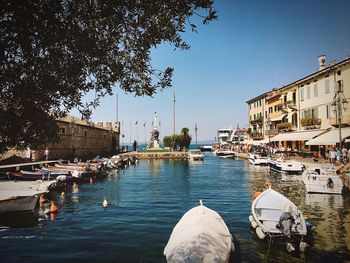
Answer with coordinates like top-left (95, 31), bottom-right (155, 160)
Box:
top-left (325, 78), bottom-right (330, 93)
top-left (314, 83), bottom-right (318, 97)
top-left (269, 107), bottom-right (273, 113)
top-left (300, 87), bottom-right (304, 101)
top-left (326, 105), bottom-right (330, 119)
top-left (337, 70), bottom-right (341, 76)
top-left (265, 111), bottom-right (267, 118)
top-left (84, 131), bottom-right (87, 137)
top-left (306, 86), bottom-right (311, 99)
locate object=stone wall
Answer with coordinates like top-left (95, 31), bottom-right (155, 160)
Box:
top-left (0, 118), bottom-right (121, 162)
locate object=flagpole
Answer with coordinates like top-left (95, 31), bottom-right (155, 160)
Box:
top-left (116, 94), bottom-right (118, 122)
top-left (173, 92), bottom-right (176, 135)
top-left (136, 121), bottom-right (138, 144)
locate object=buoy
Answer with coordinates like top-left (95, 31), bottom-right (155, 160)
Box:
top-left (252, 191), bottom-right (261, 200)
top-left (49, 201), bottom-right (59, 214)
top-left (103, 198), bottom-right (108, 207)
top-left (256, 227), bottom-right (266, 239)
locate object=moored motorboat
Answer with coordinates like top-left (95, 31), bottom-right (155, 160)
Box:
top-left (215, 150), bottom-right (235, 159)
top-left (268, 158), bottom-right (304, 174)
top-left (302, 165), bottom-right (343, 194)
top-left (0, 180), bottom-right (56, 215)
top-left (249, 188), bottom-right (308, 252)
top-left (248, 153), bottom-right (268, 165)
top-left (164, 200), bottom-right (234, 262)
top-left (197, 145), bottom-right (213, 152)
top-left (187, 149), bottom-right (204, 161)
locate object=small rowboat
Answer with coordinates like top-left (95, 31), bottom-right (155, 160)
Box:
top-left (249, 187), bottom-right (308, 252)
top-left (164, 200), bottom-right (234, 262)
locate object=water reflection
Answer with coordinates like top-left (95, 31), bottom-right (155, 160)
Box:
top-left (247, 162), bottom-right (350, 262)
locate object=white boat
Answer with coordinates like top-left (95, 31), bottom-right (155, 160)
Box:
top-left (187, 149), bottom-right (204, 161)
top-left (215, 150), bottom-right (235, 159)
top-left (249, 188), bottom-right (308, 252)
top-left (248, 153), bottom-right (268, 165)
top-left (164, 200), bottom-right (234, 263)
top-left (268, 158), bottom-right (304, 174)
top-left (197, 145), bottom-right (213, 152)
top-left (301, 166), bottom-right (343, 194)
top-left (0, 180), bottom-right (55, 214)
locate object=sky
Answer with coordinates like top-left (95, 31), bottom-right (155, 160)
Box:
top-left (72, 0), bottom-right (350, 144)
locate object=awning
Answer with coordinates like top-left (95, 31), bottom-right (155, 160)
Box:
top-left (306, 127), bottom-right (350, 145)
top-left (270, 129), bottom-right (327, 142)
top-left (270, 114), bottom-right (286, 122)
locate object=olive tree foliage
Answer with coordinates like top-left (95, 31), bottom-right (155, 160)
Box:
top-left (0, 0), bottom-right (217, 154)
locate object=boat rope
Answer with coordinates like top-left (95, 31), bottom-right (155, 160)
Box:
top-left (265, 234), bottom-right (272, 261)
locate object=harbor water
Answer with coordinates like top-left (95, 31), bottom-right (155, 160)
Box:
top-left (1, 153), bottom-right (350, 262)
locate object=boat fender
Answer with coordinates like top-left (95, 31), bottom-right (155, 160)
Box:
top-left (249, 215), bottom-right (254, 223)
top-left (252, 191), bottom-right (261, 200)
top-left (49, 201), bottom-right (59, 214)
top-left (256, 227), bottom-right (266, 239)
top-left (286, 242), bottom-right (295, 252)
top-left (251, 220), bottom-right (258, 229)
top-left (327, 178), bottom-right (334, 188)
top-left (103, 198), bottom-right (108, 207)
top-left (299, 241), bottom-right (309, 253)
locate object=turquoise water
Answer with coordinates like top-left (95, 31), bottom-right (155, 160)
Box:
top-left (1, 153), bottom-right (349, 262)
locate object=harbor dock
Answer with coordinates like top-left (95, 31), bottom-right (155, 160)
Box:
top-left (120, 151), bottom-right (188, 160)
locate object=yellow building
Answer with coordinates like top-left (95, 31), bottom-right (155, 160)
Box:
top-left (246, 92), bottom-right (268, 140)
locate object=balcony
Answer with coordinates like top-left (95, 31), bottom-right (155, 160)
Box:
top-left (265, 129), bottom-right (278, 136)
top-left (251, 132), bottom-right (263, 140)
top-left (250, 118), bottom-right (263, 125)
top-left (277, 122), bottom-right (292, 132)
top-left (329, 114), bottom-right (350, 127)
top-left (301, 117), bottom-right (321, 130)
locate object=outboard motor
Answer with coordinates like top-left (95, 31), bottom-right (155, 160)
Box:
top-left (277, 212), bottom-right (295, 237)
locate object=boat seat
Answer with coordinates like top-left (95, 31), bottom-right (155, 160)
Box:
top-left (256, 208), bottom-right (283, 221)
top-left (261, 220), bottom-right (280, 233)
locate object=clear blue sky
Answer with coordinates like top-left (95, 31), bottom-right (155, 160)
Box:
top-left (74, 0), bottom-right (350, 144)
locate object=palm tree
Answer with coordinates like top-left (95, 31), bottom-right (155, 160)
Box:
top-left (179, 128), bottom-right (192, 150)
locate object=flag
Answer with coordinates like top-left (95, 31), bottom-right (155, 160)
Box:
top-left (135, 121), bottom-right (138, 125)
top-left (173, 92), bottom-right (175, 103)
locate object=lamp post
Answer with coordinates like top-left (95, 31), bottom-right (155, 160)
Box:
top-left (69, 117), bottom-right (76, 161)
top-left (331, 80), bottom-right (348, 151)
top-left (267, 116), bottom-right (271, 157)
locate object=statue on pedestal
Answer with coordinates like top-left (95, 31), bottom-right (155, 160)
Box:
top-left (148, 112), bottom-right (160, 149)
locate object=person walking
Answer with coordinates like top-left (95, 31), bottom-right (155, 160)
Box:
top-left (44, 148), bottom-right (49, 161)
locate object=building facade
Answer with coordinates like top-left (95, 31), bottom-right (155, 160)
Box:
top-left (246, 55), bottom-right (350, 150)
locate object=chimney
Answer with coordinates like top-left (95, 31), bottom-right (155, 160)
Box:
top-left (318, 55), bottom-right (326, 70)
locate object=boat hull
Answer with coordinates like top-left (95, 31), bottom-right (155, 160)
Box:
top-left (268, 159), bottom-right (304, 174)
top-left (250, 188), bottom-right (307, 239)
top-left (302, 168), bottom-right (343, 194)
top-left (0, 195), bottom-right (39, 215)
top-left (164, 203), bottom-right (233, 263)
